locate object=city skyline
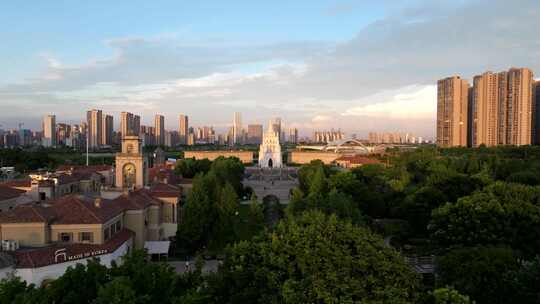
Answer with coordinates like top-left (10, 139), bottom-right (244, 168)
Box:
top-left (2, 1), bottom-right (539, 138)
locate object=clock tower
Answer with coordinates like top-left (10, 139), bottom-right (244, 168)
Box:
top-left (115, 135), bottom-right (148, 189)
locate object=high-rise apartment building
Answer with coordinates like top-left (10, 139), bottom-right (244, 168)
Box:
top-left (101, 114), bottom-right (113, 146)
top-left (42, 114), bottom-right (56, 147)
top-left (247, 124), bottom-right (263, 144)
top-left (179, 114), bottom-right (189, 145)
top-left (233, 112), bottom-right (242, 145)
top-left (470, 68), bottom-right (534, 146)
top-left (133, 115), bottom-right (141, 136)
top-left (436, 76), bottom-right (469, 147)
top-left (271, 117), bottom-right (282, 142)
top-left (533, 80), bottom-right (540, 144)
top-left (472, 72), bottom-right (500, 147)
top-left (86, 109), bottom-right (103, 149)
top-left (313, 130), bottom-right (344, 143)
top-left (120, 112), bottom-right (134, 138)
top-left (506, 68), bottom-right (534, 146)
top-left (155, 114), bottom-right (165, 146)
top-left (289, 128), bottom-right (299, 144)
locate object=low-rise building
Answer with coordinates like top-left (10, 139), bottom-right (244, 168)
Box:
top-left (335, 155), bottom-right (382, 169)
top-left (183, 150), bottom-right (254, 164)
top-left (0, 185), bottom-right (32, 212)
top-left (0, 186), bottom-right (181, 285)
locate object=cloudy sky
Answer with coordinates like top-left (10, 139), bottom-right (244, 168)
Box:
top-left (1, 0), bottom-right (539, 138)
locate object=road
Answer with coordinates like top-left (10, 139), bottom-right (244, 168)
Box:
top-left (167, 260), bottom-right (220, 274)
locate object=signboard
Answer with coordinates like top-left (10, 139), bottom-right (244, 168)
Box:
top-left (54, 248), bottom-right (108, 264)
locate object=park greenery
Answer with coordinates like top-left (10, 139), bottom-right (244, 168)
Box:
top-left (2, 146), bottom-right (540, 302)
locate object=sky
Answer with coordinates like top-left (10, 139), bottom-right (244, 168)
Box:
top-left (0, 0), bottom-right (539, 138)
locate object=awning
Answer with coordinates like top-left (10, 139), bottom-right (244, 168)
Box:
top-left (144, 241), bottom-right (170, 255)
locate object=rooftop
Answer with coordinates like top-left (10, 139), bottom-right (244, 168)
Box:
top-left (13, 229), bottom-right (134, 268)
top-left (0, 185), bottom-right (26, 201)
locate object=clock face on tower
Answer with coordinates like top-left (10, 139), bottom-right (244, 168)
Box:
top-left (123, 163), bottom-right (136, 189)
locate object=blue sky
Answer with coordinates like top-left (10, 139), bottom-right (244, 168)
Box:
top-left (0, 1), bottom-right (385, 84)
top-left (1, 0), bottom-right (539, 138)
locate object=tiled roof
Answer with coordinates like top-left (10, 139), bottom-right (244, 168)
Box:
top-left (150, 183), bottom-right (181, 198)
top-left (57, 165), bottom-right (113, 173)
top-left (0, 189), bottom-right (159, 225)
top-left (0, 185), bottom-right (26, 201)
top-left (47, 195), bottom-right (124, 224)
top-left (0, 179), bottom-right (31, 189)
top-left (0, 204), bottom-right (56, 223)
top-left (113, 189), bottom-right (161, 210)
top-left (148, 166), bottom-right (180, 185)
top-left (13, 229), bottom-right (134, 268)
top-left (55, 174), bottom-right (80, 185)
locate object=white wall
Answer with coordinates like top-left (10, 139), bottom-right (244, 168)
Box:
top-left (16, 238), bottom-right (133, 286)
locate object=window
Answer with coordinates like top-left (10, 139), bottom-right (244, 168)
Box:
top-left (115, 221), bottom-right (122, 232)
top-left (80, 232), bottom-right (93, 243)
top-left (59, 232), bottom-right (72, 243)
top-left (104, 227), bottom-right (111, 241)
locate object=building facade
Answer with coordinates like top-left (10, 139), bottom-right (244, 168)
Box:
top-left (233, 112), bottom-right (242, 145)
top-left (155, 114), bottom-right (165, 146)
top-left (115, 136), bottom-right (148, 189)
top-left (436, 76), bottom-right (469, 147)
top-left (470, 68), bottom-right (534, 147)
top-left (247, 124), bottom-right (263, 144)
top-left (42, 115), bottom-right (56, 148)
top-left (179, 114), bottom-right (189, 145)
top-left (258, 121), bottom-right (282, 168)
top-left (87, 109), bottom-right (103, 150)
top-left (102, 114), bottom-right (113, 146)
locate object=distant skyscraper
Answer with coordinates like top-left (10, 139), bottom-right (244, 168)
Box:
top-left (289, 128), bottom-right (298, 144)
top-left (436, 76), bottom-right (469, 147)
top-left (101, 114), bottom-right (113, 146)
top-left (120, 112), bottom-right (134, 138)
top-left (233, 112), bottom-right (242, 145)
top-left (133, 115), bottom-right (141, 135)
top-left (155, 114), bottom-right (165, 146)
top-left (271, 117), bottom-right (282, 142)
top-left (313, 129), bottom-right (344, 143)
top-left (179, 114), bottom-right (189, 145)
top-left (86, 109), bottom-right (102, 149)
top-left (42, 114), bottom-right (56, 147)
top-left (247, 124), bottom-right (263, 144)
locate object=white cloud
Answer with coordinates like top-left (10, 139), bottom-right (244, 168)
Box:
top-left (342, 85), bottom-right (436, 119)
top-left (312, 115), bottom-right (332, 122)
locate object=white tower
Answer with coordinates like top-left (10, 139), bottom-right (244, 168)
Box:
top-left (258, 121), bottom-right (282, 168)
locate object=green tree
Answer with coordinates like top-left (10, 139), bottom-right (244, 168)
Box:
top-left (424, 288), bottom-right (473, 304)
top-left (108, 250), bottom-right (179, 303)
top-left (174, 158), bottom-right (211, 178)
top-left (0, 277), bottom-right (40, 304)
top-left (211, 182), bottom-right (239, 249)
top-left (43, 259), bottom-right (109, 304)
top-left (207, 211), bottom-right (419, 303)
top-left (506, 256), bottom-right (540, 304)
top-left (436, 247), bottom-right (518, 304)
top-left (429, 182), bottom-right (540, 257)
top-left (210, 157), bottom-right (245, 195)
top-left (247, 194), bottom-right (265, 234)
top-left (177, 173), bottom-right (217, 252)
top-left (93, 277), bottom-right (138, 304)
